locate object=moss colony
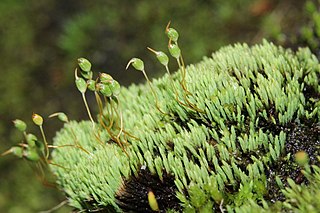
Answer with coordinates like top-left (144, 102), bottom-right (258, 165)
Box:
top-left (50, 41), bottom-right (320, 212)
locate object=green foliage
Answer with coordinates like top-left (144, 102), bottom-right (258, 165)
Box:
top-left (50, 40), bottom-right (320, 212)
top-left (281, 166), bottom-right (320, 212)
top-left (232, 178), bottom-right (267, 207)
top-left (0, 1), bottom-right (314, 212)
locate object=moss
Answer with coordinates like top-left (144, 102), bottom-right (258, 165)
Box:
top-left (51, 40), bottom-right (320, 212)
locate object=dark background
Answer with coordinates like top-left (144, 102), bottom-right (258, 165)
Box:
top-left (0, 0), bottom-right (312, 212)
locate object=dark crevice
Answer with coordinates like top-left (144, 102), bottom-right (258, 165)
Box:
top-left (303, 83), bottom-right (320, 115)
top-left (166, 141), bottom-right (175, 151)
top-left (303, 84), bottom-right (320, 101)
top-left (234, 150), bottom-right (263, 175)
top-left (285, 123), bottom-right (320, 164)
top-left (256, 104), bottom-right (285, 135)
top-left (184, 147), bottom-right (202, 169)
top-left (116, 168), bottom-right (182, 213)
top-left (256, 69), bottom-right (268, 79)
top-left (265, 121), bottom-right (320, 202)
top-left (172, 111), bottom-right (211, 133)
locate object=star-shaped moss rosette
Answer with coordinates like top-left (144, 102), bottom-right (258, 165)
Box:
top-left (49, 39), bottom-right (320, 212)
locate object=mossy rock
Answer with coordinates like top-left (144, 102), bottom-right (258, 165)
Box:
top-left (51, 40), bottom-right (320, 212)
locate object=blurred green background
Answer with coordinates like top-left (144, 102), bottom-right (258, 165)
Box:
top-left (0, 0), bottom-right (316, 212)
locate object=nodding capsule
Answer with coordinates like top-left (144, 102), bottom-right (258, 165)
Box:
top-left (77, 57), bottom-right (92, 72)
top-left (126, 58), bottom-right (144, 72)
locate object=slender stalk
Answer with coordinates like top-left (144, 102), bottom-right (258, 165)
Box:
top-left (1, 149), bottom-right (12, 156)
top-left (48, 112), bottom-right (91, 156)
top-left (69, 124), bottom-right (91, 155)
top-left (116, 108), bottom-right (123, 139)
top-left (176, 58), bottom-right (191, 95)
top-left (39, 200), bottom-right (68, 213)
top-left (142, 69), bottom-right (168, 115)
top-left (108, 97), bottom-right (115, 129)
top-left (94, 92), bottom-right (104, 116)
top-left (35, 161), bottom-right (47, 182)
top-left (82, 92), bottom-right (95, 128)
top-left (164, 65), bottom-right (190, 106)
top-left (48, 144), bottom-right (91, 155)
top-left (103, 96), bottom-right (112, 127)
top-left (175, 58), bottom-right (204, 113)
top-left (112, 97), bottom-right (124, 140)
top-left (47, 160), bottom-right (70, 170)
top-left (120, 129), bottom-right (139, 140)
top-left (39, 125), bottom-right (49, 159)
top-left (98, 113), bottom-right (127, 154)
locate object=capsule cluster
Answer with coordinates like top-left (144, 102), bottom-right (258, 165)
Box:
top-left (76, 57), bottom-right (128, 149)
top-left (2, 113), bottom-right (54, 163)
top-left (77, 58), bottom-right (121, 98)
top-left (126, 22), bottom-right (203, 115)
top-left (2, 118), bottom-right (43, 161)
